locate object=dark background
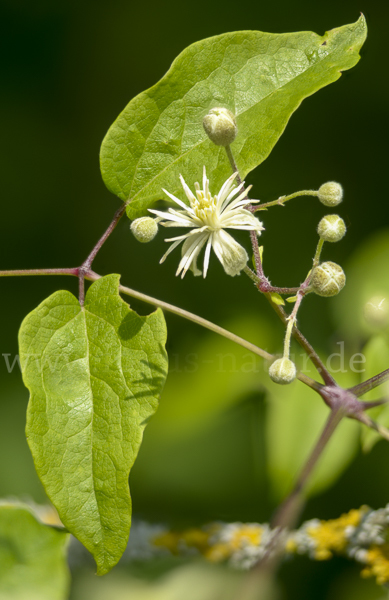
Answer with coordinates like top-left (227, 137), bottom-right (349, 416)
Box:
top-left (1, 1), bottom-right (389, 598)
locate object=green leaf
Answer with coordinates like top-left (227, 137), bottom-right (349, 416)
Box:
top-left (100, 17), bottom-right (366, 219)
top-left (0, 503), bottom-right (69, 600)
top-left (19, 275), bottom-right (168, 575)
top-left (269, 293), bottom-right (285, 306)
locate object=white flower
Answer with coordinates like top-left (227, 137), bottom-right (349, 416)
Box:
top-left (149, 168), bottom-right (264, 278)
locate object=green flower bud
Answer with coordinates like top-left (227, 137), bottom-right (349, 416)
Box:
top-left (268, 357), bottom-right (297, 385)
top-left (318, 182), bottom-right (343, 207)
top-left (311, 261), bottom-right (346, 297)
top-left (130, 217), bottom-right (158, 243)
top-left (203, 108), bottom-right (237, 146)
top-left (317, 214), bottom-right (346, 243)
top-left (363, 296), bottom-right (389, 329)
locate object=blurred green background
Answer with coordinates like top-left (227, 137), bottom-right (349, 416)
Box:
top-left (1, 0), bottom-right (389, 598)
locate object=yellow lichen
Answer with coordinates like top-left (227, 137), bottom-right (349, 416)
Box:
top-left (285, 537), bottom-right (298, 554)
top-left (361, 545), bottom-right (389, 585)
top-left (205, 524), bottom-right (263, 563)
top-left (152, 508), bottom-right (381, 575)
top-left (229, 525), bottom-right (263, 550)
top-left (308, 508), bottom-right (366, 560)
top-left (153, 531), bottom-right (182, 555)
top-left (205, 543), bottom-right (234, 562)
top-left (153, 527), bottom-right (211, 555)
top-left (181, 528), bottom-right (211, 553)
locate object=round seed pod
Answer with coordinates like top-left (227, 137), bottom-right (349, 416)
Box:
top-left (268, 357), bottom-right (297, 385)
top-left (203, 108), bottom-right (237, 146)
top-left (311, 261), bottom-right (346, 297)
top-left (318, 182), bottom-right (343, 207)
top-left (317, 214), bottom-right (346, 243)
top-left (130, 217), bottom-right (158, 243)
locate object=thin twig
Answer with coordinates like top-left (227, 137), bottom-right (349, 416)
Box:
top-left (348, 368), bottom-right (389, 397)
top-left (78, 202), bottom-right (129, 305)
top-left (283, 292), bottom-right (304, 358)
top-left (78, 274), bottom-right (85, 306)
top-left (312, 238), bottom-right (324, 270)
top-left (253, 190), bottom-right (319, 212)
top-left (81, 203), bottom-right (128, 271)
top-left (225, 145), bottom-right (243, 186)
top-left (356, 412), bottom-right (389, 442)
top-left (265, 295), bottom-right (336, 386)
top-left (250, 229), bottom-right (266, 280)
top-left (243, 266), bottom-right (300, 294)
top-left (360, 398), bottom-right (388, 411)
top-left (0, 268), bottom-right (79, 277)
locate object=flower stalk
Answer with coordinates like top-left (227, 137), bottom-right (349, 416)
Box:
top-left (253, 189), bottom-right (320, 211)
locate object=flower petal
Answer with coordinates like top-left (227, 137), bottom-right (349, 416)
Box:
top-left (162, 188), bottom-right (196, 214)
top-left (203, 235), bottom-right (213, 278)
top-left (211, 229), bottom-right (248, 276)
top-left (221, 213), bottom-right (263, 232)
top-left (221, 184), bottom-right (252, 213)
top-left (216, 172), bottom-right (239, 208)
top-left (160, 239), bottom-right (183, 263)
top-left (202, 166), bottom-right (210, 200)
top-left (179, 175), bottom-right (197, 205)
top-left (149, 209), bottom-right (195, 226)
top-left (165, 233), bottom-right (194, 242)
top-left (176, 233), bottom-right (208, 278)
top-left (165, 226), bottom-right (209, 242)
top-left (189, 235), bottom-right (209, 278)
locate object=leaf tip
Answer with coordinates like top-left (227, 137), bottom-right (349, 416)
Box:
top-left (351, 13), bottom-right (368, 42)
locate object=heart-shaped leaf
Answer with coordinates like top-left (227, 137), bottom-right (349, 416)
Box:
top-left (19, 275), bottom-right (168, 574)
top-left (100, 17), bottom-right (366, 219)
